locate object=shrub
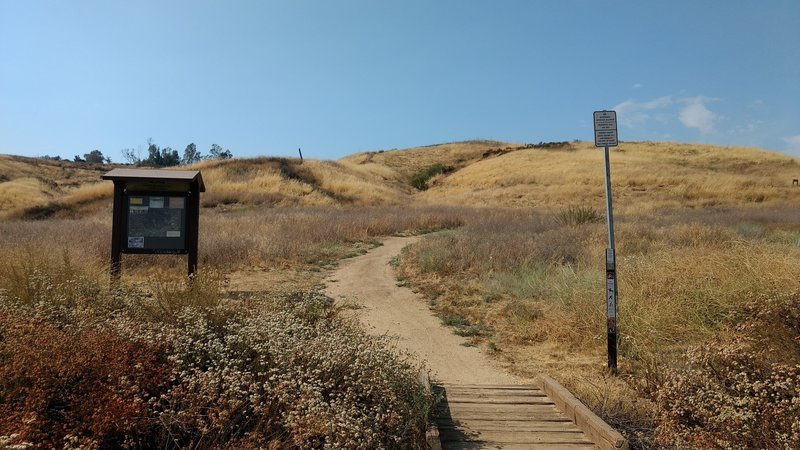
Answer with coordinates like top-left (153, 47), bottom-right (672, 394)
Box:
top-left (652, 292), bottom-right (800, 449)
top-left (409, 163), bottom-right (452, 190)
top-left (555, 205), bottom-right (604, 227)
top-left (654, 346), bottom-right (800, 449)
top-left (139, 292), bottom-right (433, 449)
top-left (0, 311), bottom-right (171, 449)
top-left (0, 283), bottom-right (435, 449)
top-left (530, 141), bottom-right (571, 149)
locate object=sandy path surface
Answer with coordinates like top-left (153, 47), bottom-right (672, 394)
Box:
top-left (325, 236), bottom-right (521, 385)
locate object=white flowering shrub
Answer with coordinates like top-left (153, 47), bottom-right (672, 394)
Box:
top-left (1, 273), bottom-right (433, 449)
top-left (148, 292), bottom-right (432, 449)
top-left (653, 293), bottom-right (800, 449)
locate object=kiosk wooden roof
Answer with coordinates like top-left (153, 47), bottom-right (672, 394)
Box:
top-left (102, 168), bottom-right (205, 192)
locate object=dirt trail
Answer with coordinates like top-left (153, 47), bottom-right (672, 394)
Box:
top-left (325, 236), bottom-right (522, 385)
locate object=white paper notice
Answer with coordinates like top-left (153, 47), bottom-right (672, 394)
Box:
top-left (128, 236), bottom-right (144, 248)
top-left (169, 197), bottom-right (185, 209)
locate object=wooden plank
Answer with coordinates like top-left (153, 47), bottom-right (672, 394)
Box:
top-left (442, 389), bottom-right (548, 398)
top-left (433, 382), bottom-right (604, 450)
top-left (439, 426), bottom-right (585, 436)
top-left (538, 374), bottom-right (628, 450)
top-left (444, 443), bottom-right (596, 450)
top-left (434, 386), bottom-right (544, 393)
top-left (439, 384), bottom-right (540, 390)
top-left (442, 387), bottom-right (547, 394)
top-left (439, 428), bottom-right (594, 444)
top-left (437, 416), bottom-right (574, 423)
top-left (439, 403), bottom-right (564, 413)
top-left (437, 421), bottom-right (583, 433)
top-left (436, 411), bottom-right (571, 421)
top-left (444, 396), bottom-right (555, 405)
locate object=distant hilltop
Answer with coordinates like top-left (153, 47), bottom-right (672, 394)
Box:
top-left (2, 140), bottom-right (798, 220)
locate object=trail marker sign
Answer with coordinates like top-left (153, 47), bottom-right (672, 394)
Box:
top-left (594, 109), bottom-right (619, 374)
top-left (594, 110), bottom-right (618, 147)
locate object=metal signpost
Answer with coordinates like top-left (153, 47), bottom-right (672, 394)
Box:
top-left (594, 110), bottom-right (619, 374)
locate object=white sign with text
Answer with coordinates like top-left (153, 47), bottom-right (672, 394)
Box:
top-left (594, 110), bottom-right (618, 147)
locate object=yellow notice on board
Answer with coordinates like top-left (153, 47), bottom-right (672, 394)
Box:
top-left (130, 197), bottom-right (143, 205)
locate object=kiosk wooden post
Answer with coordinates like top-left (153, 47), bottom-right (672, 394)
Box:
top-left (102, 169), bottom-right (205, 280)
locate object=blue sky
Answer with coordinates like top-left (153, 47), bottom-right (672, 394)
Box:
top-left (1, 1), bottom-right (799, 162)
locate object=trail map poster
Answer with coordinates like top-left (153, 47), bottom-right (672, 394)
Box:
top-left (125, 195), bottom-right (187, 252)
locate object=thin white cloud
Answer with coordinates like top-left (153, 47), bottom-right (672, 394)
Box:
top-left (783, 135), bottom-right (800, 153)
top-left (613, 96), bottom-right (673, 128)
top-left (632, 83), bottom-right (642, 90)
top-left (730, 120), bottom-right (763, 135)
top-left (679, 97), bottom-right (719, 133)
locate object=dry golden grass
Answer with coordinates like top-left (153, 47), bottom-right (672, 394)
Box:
top-left (189, 157), bottom-right (410, 208)
top-left (340, 140), bottom-right (513, 181)
top-left (0, 154), bottom-right (411, 218)
top-left (61, 182), bottom-right (114, 205)
top-left (337, 160), bottom-right (401, 182)
top-left (0, 156), bottom-right (115, 218)
top-left (0, 178), bottom-right (52, 210)
top-left (418, 141), bottom-right (800, 213)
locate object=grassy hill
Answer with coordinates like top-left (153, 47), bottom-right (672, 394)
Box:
top-left (413, 141), bottom-right (800, 212)
top-left (3, 141), bottom-right (799, 220)
top-left (340, 139), bottom-right (512, 181)
top-left (192, 157), bottom-right (411, 209)
top-left (0, 155), bottom-right (113, 219)
top-left (0, 155), bottom-right (412, 219)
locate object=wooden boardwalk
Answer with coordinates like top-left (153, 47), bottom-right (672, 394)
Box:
top-left (433, 384), bottom-right (597, 450)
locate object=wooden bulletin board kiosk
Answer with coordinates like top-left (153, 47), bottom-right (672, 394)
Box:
top-left (102, 168), bottom-right (205, 278)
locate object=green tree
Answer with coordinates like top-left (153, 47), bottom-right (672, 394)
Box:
top-left (159, 147), bottom-right (180, 166)
top-left (182, 143), bottom-right (202, 165)
top-left (141, 139), bottom-right (180, 167)
top-left (145, 139), bottom-right (162, 166)
top-left (83, 149), bottom-right (105, 164)
top-left (209, 144), bottom-right (232, 160)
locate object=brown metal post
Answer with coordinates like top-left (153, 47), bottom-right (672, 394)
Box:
top-left (110, 181), bottom-right (124, 280)
top-left (187, 181), bottom-right (200, 278)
